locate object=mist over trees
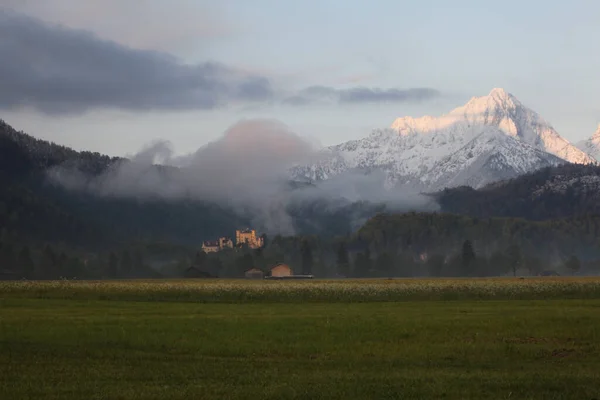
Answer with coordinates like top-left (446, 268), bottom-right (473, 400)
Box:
top-left (3, 209), bottom-right (600, 280)
top-left (3, 119), bottom-right (600, 279)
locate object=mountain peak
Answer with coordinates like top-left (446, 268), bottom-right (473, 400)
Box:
top-left (458, 88), bottom-right (520, 116)
top-left (488, 87), bottom-right (511, 99)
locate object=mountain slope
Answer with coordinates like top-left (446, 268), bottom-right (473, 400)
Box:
top-left (406, 88), bottom-right (592, 164)
top-left (0, 119), bottom-right (391, 245)
top-left (434, 163), bottom-right (600, 220)
top-left (423, 129), bottom-right (564, 189)
top-left (576, 124), bottom-right (600, 161)
top-left (292, 88), bottom-right (594, 190)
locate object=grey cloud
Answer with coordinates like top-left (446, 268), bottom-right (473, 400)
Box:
top-left (48, 118), bottom-right (435, 235)
top-left (339, 87), bottom-right (440, 103)
top-left (48, 119), bottom-right (316, 234)
top-left (281, 96), bottom-right (312, 107)
top-left (0, 10), bottom-right (440, 115)
top-left (0, 11), bottom-right (273, 114)
top-left (0, 0), bottom-right (235, 51)
top-left (284, 86), bottom-right (440, 106)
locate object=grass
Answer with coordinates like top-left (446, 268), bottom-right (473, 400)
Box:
top-left (1, 279), bottom-right (600, 399)
top-left (2, 277), bottom-right (600, 303)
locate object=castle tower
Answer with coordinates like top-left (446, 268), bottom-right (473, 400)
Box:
top-left (236, 229), bottom-right (263, 249)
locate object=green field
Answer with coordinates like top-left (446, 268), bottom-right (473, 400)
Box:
top-left (2, 279), bottom-right (600, 399)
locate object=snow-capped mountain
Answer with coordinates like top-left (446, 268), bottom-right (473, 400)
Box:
top-left (576, 124), bottom-right (600, 161)
top-left (292, 88), bottom-right (594, 190)
top-left (422, 129), bottom-right (564, 189)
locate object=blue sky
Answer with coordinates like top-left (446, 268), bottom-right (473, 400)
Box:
top-left (2, 0), bottom-right (600, 156)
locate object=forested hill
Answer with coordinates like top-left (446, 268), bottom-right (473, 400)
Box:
top-left (0, 119), bottom-right (118, 177)
top-left (4, 117), bottom-right (600, 280)
top-left (0, 119), bottom-right (249, 247)
top-left (356, 212), bottom-right (600, 260)
top-left (434, 163), bottom-right (600, 220)
top-left (0, 119), bottom-right (381, 248)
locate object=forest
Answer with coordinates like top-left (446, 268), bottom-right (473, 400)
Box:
top-left (2, 119), bottom-right (600, 279)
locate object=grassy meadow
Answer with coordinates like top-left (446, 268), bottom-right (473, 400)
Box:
top-left (1, 278), bottom-right (600, 399)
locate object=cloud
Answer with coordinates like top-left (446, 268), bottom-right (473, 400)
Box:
top-left (48, 118), bottom-right (436, 234)
top-left (339, 87), bottom-right (440, 103)
top-left (283, 86), bottom-right (440, 106)
top-left (48, 119), bottom-right (315, 234)
top-left (0, 10), bottom-right (272, 114)
top-left (0, 9), bottom-right (441, 115)
top-left (0, 0), bottom-right (234, 52)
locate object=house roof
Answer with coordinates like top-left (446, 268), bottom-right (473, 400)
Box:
top-left (245, 267), bottom-right (263, 273)
top-left (270, 263), bottom-right (290, 270)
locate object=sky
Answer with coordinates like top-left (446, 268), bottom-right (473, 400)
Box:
top-left (1, 0), bottom-right (600, 156)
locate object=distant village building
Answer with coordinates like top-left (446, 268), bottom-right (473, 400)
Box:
top-left (269, 263), bottom-right (293, 278)
top-left (201, 237), bottom-right (234, 253)
top-left (236, 229), bottom-right (264, 249)
top-left (201, 229), bottom-right (263, 254)
top-left (201, 241), bottom-right (220, 253)
top-left (219, 237), bottom-right (234, 249)
top-left (245, 268), bottom-right (264, 279)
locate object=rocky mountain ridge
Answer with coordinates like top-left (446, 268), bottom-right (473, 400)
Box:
top-left (292, 88), bottom-right (595, 190)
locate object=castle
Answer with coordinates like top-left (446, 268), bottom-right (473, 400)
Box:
top-left (201, 237), bottom-right (233, 253)
top-left (235, 228), bottom-right (264, 249)
top-left (201, 229), bottom-right (263, 253)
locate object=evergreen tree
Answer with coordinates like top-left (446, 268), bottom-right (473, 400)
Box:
top-left (57, 252), bottom-right (68, 278)
top-left (253, 247), bottom-right (265, 270)
top-left (461, 240), bottom-right (476, 276)
top-left (489, 251), bottom-right (510, 276)
top-left (65, 256), bottom-right (84, 279)
top-left (524, 256), bottom-right (543, 276)
top-left (426, 254), bottom-right (445, 277)
top-left (120, 250), bottom-right (133, 277)
top-left (17, 246), bottom-right (34, 279)
top-left (236, 253), bottom-right (254, 276)
top-left (194, 251), bottom-right (207, 268)
top-left (0, 242), bottom-right (15, 270)
top-left (374, 251), bottom-right (394, 277)
top-left (133, 250), bottom-right (145, 273)
top-left (353, 247), bottom-right (371, 277)
top-left (564, 255), bottom-right (581, 275)
top-left (107, 252), bottom-right (118, 278)
top-left (300, 240), bottom-right (313, 275)
top-left (209, 258), bottom-right (223, 277)
top-left (506, 244), bottom-right (522, 277)
top-left (336, 242), bottom-right (350, 277)
top-left (41, 245), bottom-right (57, 279)
top-left (396, 252), bottom-right (415, 277)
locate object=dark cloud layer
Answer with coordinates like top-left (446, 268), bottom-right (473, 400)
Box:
top-left (0, 11), bottom-right (273, 114)
top-left (284, 86), bottom-right (440, 106)
top-left (0, 10), bottom-right (441, 115)
top-left (339, 87), bottom-right (440, 103)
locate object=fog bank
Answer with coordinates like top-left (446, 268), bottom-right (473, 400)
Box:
top-left (48, 119), bottom-right (438, 234)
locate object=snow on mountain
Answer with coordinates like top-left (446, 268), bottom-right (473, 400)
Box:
top-left (422, 128), bottom-right (563, 189)
top-left (291, 88), bottom-right (594, 190)
top-left (396, 88), bottom-right (593, 164)
top-left (576, 124), bottom-right (600, 161)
